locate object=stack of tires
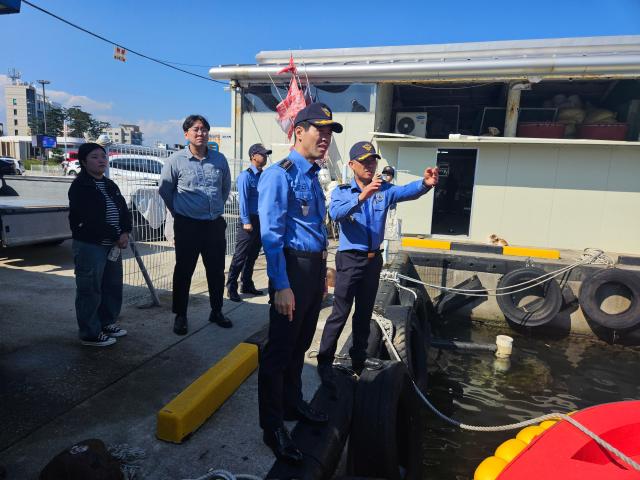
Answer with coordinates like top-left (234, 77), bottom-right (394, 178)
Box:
top-left (347, 284), bottom-right (432, 479)
top-left (348, 361), bottom-right (425, 480)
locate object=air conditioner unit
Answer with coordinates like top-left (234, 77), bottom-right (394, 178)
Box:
top-left (395, 112), bottom-right (427, 137)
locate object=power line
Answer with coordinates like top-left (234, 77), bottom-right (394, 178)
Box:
top-left (22, 0), bottom-right (228, 85)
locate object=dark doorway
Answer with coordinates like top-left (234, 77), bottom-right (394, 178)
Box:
top-left (431, 149), bottom-right (477, 236)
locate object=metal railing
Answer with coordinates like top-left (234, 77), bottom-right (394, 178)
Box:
top-left (25, 144), bottom-right (249, 306)
top-left (27, 165), bottom-right (66, 176)
top-left (102, 144), bottom-right (249, 305)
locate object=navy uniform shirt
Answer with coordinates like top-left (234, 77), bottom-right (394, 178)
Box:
top-left (330, 178), bottom-right (430, 252)
top-left (159, 147), bottom-right (231, 220)
top-left (237, 164), bottom-right (261, 224)
top-left (258, 150), bottom-right (327, 290)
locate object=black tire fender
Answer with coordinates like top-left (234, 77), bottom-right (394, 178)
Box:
top-left (496, 267), bottom-right (562, 327)
top-left (348, 361), bottom-right (424, 480)
top-left (382, 305), bottom-right (429, 393)
top-left (579, 268), bottom-right (640, 331)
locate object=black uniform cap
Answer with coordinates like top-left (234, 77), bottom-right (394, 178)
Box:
top-left (294, 103), bottom-right (343, 133)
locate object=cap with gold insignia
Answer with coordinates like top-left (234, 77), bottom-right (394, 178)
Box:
top-left (294, 102), bottom-right (343, 133)
top-left (349, 141), bottom-right (381, 162)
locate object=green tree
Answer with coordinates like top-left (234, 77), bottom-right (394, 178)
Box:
top-left (44, 105), bottom-right (66, 137)
top-left (67, 107), bottom-right (93, 138)
top-left (66, 107), bottom-right (110, 140)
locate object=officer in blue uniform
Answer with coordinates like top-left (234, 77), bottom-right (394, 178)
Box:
top-left (257, 103), bottom-right (343, 464)
top-left (226, 143), bottom-right (271, 302)
top-left (317, 141), bottom-right (438, 388)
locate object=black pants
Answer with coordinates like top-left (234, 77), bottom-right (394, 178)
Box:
top-left (226, 215), bottom-right (262, 290)
top-left (317, 250), bottom-right (383, 366)
top-left (172, 214), bottom-right (226, 316)
top-left (258, 251), bottom-right (326, 430)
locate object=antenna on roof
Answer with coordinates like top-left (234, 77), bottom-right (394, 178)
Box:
top-left (7, 68), bottom-right (21, 85)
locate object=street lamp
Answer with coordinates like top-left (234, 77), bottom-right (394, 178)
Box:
top-left (36, 79), bottom-right (50, 134)
top-left (37, 80), bottom-right (50, 165)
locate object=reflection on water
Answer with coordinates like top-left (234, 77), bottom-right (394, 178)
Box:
top-left (423, 323), bottom-right (640, 480)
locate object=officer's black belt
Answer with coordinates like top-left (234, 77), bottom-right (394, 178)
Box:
top-left (342, 249), bottom-right (382, 259)
top-left (284, 248), bottom-right (328, 260)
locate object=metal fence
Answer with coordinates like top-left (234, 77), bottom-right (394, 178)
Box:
top-left (27, 165), bottom-right (66, 176)
top-left (99, 143), bottom-right (249, 306)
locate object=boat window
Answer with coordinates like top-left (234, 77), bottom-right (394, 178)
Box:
top-left (243, 83), bottom-right (374, 113)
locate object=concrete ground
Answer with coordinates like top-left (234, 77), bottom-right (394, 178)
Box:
top-left (0, 240), bottom-right (345, 479)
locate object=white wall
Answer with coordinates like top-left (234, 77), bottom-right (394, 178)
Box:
top-left (379, 141), bottom-right (640, 254)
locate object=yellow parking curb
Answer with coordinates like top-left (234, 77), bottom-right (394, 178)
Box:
top-left (402, 237), bottom-right (452, 250)
top-left (503, 246), bottom-right (560, 259)
top-left (156, 342), bottom-right (258, 443)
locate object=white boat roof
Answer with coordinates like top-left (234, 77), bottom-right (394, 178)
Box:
top-left (209, 35), bottom-right (640, 84)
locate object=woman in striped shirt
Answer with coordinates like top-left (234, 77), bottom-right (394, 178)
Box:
top-left (68, 143), bottom-right (132, 347)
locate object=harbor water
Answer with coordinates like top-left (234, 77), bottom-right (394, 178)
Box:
top-left (422, 322), bottom-right (640, 479)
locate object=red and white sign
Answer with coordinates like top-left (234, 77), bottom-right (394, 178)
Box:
top-left (113, 46), bottom-right (127, 62)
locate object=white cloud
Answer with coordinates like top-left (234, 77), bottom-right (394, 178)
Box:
top-left (136, 118), bottom-right (184, 145)
top-left (47, 89), bottom-right (112, 111)
top-left (95, 114), bottom-right (184, 146)
top-left (0, 76), bottom-right (112, 135)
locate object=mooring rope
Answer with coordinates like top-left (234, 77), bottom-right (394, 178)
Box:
top-left (379, 248), bottom-right (613, 298)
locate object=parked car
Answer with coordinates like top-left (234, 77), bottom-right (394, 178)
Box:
top-left (108, 154), bottom-right (166, 241)
top-left (0, 156), bottom-right (24, 175)
top-left (65, 159), bottom-right (81, 176)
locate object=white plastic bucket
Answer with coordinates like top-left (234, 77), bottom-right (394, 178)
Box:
top-left (495, 335), bottom-right (514, 358)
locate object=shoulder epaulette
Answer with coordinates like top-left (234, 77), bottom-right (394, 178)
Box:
top-left (338, 183), bottom-right (350, 189)
top-left (278, 159), bottom-right (293, 171)
top-left (246, 167), bottom-right (252, 173)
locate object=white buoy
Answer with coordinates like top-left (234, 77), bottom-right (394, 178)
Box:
top-left (495, 335), bottom-right (514, 358)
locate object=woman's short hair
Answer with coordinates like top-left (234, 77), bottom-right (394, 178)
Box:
top-left (183, 115), bottom-right (210, 132)
top-left (78, 143), bottom-right (106, 167)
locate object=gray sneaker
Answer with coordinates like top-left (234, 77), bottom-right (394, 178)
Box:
top-left (81, 332), bottom-right (116, 347)
top-left (103, 324), bottom-right (127, 337)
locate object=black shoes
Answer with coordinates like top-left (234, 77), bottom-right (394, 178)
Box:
top-left (173, 315), bottom-right (188, 335)
top-left (283, 400), bottom-right (328, 424)
top-left (227, 288), bottom-right (241, 302)
top-left (241, 285), bottom-right (264, 296)
top-left (209, 310), bottom-right (233, 328)
top-left (317, 363), bottom-right (337, 392)
top-left (263, 426), bottom-right (302, 464)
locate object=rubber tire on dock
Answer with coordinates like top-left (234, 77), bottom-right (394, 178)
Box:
top-left (496, 267), bottom-right (562, 327)
top-left (578, 268), bottom-right (640, 331)
top-left (348, 361), bottom-right (424, 480)
top-left (381, 305), bottom-right (429, 393)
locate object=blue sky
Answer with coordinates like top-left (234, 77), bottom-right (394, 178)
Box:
top-left (2, 0), bottom-right (639, 145)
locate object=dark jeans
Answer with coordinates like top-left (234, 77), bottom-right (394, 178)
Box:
top-left (72, 240), bottom-right (123, 340)
top-left (317, 250), bottom-right (383, 366)
top-left (172, 214), bottom-right (226, 316)
top-left (258, 251), bottom-right (326, 430)
top-left (226, 215), bottom-right (262, 290)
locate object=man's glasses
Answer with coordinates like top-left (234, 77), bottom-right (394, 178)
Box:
top-left (189, 127), bottom-right (209, 134)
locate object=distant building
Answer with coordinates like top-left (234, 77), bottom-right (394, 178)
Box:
top-left (208, 126), bottom-right (233, 157)
top-left (5, 83), bottom-right (37, 136)
top-left (4, 80), bottom-right (59, 138)
top-left (103, 124), bottom-right (143, 145)
top-left (155, 141), bottom-right (184, 152)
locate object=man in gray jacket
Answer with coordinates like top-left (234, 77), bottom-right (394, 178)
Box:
top-left (159, 114), bottom-right (232, 335)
